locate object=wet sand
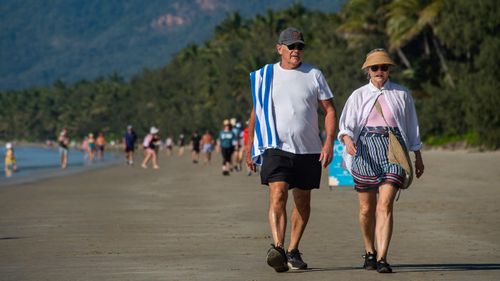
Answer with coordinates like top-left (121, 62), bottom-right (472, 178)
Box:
top-left (1, 150), bottom-right (499, 280)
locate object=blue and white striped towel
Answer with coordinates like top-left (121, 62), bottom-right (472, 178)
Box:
top-left (250, 64), bottom-right (280, 165)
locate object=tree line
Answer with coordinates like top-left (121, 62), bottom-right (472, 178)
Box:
top-left (0, 0), bottom-right (498, 148)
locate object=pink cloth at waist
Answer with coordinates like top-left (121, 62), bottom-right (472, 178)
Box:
top-left (365, 95), bottom-right (398, 127)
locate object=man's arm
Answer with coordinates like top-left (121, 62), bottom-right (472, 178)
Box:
top-left (319, 98), bottom-right (337, 168)
top-left (245, 108), bottom-right (257, 172)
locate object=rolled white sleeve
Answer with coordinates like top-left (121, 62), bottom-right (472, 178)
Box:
top-left (404, 93), bottom-right (422, 151)
top-left (338, 93), bottom-right (359, 143)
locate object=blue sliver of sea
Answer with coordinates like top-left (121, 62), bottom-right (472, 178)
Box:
top-left (0, 146), bottom-right (120, 186)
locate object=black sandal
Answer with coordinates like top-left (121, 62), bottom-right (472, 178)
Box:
top-left (362, 251), bottom-right (377, 270)
top-left (376, 258), bottom-right (393, 273)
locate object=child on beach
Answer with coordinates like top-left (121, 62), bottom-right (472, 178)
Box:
top-left (4, 142), bottom-right (17, 177)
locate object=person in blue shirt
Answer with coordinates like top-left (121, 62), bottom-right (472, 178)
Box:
top-left (218, 119), bottom-right (235, 175)
top-left (124, 125), bottom-right (137, 165)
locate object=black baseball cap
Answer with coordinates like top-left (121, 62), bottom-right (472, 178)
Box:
top-left (278, 27), bottom-right (305, 45)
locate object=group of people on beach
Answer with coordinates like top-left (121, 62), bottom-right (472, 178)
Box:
top-left (3, 25), bottom-right (427, 275)
top-left (49, 124), bottom-right (221, 172)
top-left (81, 132), bottom-right (106, 163)
top-left (245, 27), bottom-right (425, 274)
top-left (215, 117), bottom-right (256, 176)
top-left (56, 128), bottom-right (107, 169)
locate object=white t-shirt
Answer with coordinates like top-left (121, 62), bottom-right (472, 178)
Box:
top-left (272, 62), bottom-right (334, 154)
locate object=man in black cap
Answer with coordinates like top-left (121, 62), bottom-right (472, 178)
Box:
top-left (246, 27), bottom-right (337, 272)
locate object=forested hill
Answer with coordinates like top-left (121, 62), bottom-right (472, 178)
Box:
top-left (0, 1), bottom-right (499, 149)
top-left (0, 0), bottom-right (343, 90)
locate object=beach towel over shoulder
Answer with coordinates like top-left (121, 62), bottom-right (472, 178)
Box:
top-left (249, 64), bottom-right (280, 165)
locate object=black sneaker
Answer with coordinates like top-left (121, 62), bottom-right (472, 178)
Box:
top-left (363, 251), bottom-right (377, 270)
top-left (376, 258), bottom-right (393, 273)
top-left (266, 244), bottom-right (289, 272)
top-left (286, 249), bottom-right (308, 270)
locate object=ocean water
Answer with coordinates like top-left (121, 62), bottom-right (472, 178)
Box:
top-left (1, 146), bottom-right (120, 186)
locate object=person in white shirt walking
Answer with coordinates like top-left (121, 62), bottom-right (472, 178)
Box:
top-left (338, 48), bottom-right (425, 273)
top-left (246, 27), bottom-right (337, 272)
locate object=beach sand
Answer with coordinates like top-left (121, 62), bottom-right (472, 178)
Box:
top-left (0, 150), bottom-right (499, 280)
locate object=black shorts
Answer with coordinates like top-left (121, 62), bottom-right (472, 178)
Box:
top-left (221, 147), bottom-right (234, 164)
top-left (260, 149), bottom-right (322, 190)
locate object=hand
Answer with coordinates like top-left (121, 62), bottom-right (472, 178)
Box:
top-left (343, 136), bottom-right (357, 156)
top-left (415, 156), bottom-right (424, 178)
top-left (319, 141), bottom-right (334, 168)
top-left (245, 149), bottom-right (256, 172)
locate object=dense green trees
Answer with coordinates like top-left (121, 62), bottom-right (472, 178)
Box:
top-left (0, 1), bottom-right (498, 148)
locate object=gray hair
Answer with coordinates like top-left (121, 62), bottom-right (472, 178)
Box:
top-left (367, 48), bottom-right (388, 55)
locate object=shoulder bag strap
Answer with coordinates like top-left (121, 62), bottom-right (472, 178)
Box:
top-left (374, 98), bottom-right (391, 130)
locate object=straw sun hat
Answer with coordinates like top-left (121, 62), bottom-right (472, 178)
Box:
top-left (361, 48), bottom-right (396, 70)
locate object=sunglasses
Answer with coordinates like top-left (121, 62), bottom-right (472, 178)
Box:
top-left (370, 65), bottom-right (390, 72)
top-left (286, 43), bottom-right (305, 51)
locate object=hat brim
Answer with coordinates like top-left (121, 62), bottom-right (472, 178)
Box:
top-left (361, 52), bottom-right (396, 70)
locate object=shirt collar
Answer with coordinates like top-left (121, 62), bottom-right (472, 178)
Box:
top-left (368, 79), bottom-right (392, 92)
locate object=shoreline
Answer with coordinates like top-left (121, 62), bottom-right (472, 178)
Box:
top-left (0, 145), bottom-right (123, 187)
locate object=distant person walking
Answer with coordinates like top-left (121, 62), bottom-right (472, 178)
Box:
top-left (58, 128), bottom-right (70, 169)
top-left (87, 133), bottom-right (96, 162)
top-left (96, 132), bottom-right (106, 160)
top-left (218, 120), bottom-right (235, 175)
top-left (165, 135), bottom-right (174, 157)
top-left (178, 133), bottom-right (186, 156)
top-left (124, 125), bottom-right (137, 165)
top-left (142, 127), bottom-right (160, 169)
top-left (4, 142), bottom-right (17, 177)
top-left (190, 131), bottom-right (201, 164)
top-left (242, 121), bottom-right (253, 176)
top-left (232, 122), bottom-right (243, 171)
top-left (246, 27), bottom-right (336, 272)
top-left (81, 136), bottom-right (90, 162)
top-left (200, 130), bottom-right (214, 165)
top-left (338, 48), bottom-right (425, 273)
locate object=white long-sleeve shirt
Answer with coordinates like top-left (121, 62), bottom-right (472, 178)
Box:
top-left (338, 80), bottom-right (422, 171)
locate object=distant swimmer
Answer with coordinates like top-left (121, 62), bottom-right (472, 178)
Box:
top-left (96, 132), bottom-right (106, 160)
top-left (81, 136), bottom-right (90, 162)
top-left (87, 133), bottom-right (96, 162)
top-left (4, 142), bottom-right (17, 177)
top-left (58, 128), bottom-right (70, 169)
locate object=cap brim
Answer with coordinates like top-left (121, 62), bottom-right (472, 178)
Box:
top-left (280, 39), bottom-right (305, 45)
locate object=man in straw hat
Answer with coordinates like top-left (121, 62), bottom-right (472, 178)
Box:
top-left (338, 48), bottom-right (425, 273)
top-left (246, 27), bottom-right (337, 272)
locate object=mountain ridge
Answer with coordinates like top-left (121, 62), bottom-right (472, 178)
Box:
top-left (0, 0), bottom-right (343, 90)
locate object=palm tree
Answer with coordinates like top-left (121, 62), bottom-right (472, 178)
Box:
top-left (386, 0), bottom-right (454, 87)
top-left (337, 0), bottom-right (414, 68)
top-left (337, 0), bottom-right (388, 46)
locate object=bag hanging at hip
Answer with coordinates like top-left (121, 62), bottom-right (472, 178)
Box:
top-left (374, 100), bottom-right (414, 189)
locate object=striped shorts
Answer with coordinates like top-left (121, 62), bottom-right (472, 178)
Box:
top-left (351, 126), bottom-right (405, 192)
